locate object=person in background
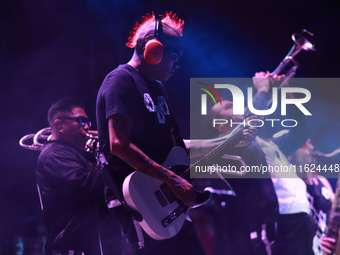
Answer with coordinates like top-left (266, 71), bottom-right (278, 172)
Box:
top-left (205, 72), bottom-right (314, 255)
top-left (36, 97), bottom-right (121, 255)
top-left (290, 139), bottom-right (335, 255)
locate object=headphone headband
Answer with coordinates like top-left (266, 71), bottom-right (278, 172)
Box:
top-left (154, 17), bottom-right (163, 38)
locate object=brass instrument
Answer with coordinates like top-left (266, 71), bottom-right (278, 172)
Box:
top-left (85, 130), bottom-right (100, 154)
top-left (272, 29), bottom-right (315, 89)
top-left (19, 127), bottom-right (52, 151)
top-left (19, 127), bottom-right (99, 154)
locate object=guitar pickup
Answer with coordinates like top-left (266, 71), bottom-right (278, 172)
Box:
top-left (161, 206), bottom-right (186, 227)
top-left (154, 190), bottom-right (168, 207)
top-left (160, 183), bottom-right (175, 203)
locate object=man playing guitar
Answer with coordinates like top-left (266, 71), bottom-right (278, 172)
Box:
top-left (96, 12), bottom-right (256, 255)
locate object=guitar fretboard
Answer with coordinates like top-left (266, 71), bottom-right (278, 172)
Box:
top-left (181, 124), bottom-right (246, 180)
top-left (181, 115), bottom-right (264, 180)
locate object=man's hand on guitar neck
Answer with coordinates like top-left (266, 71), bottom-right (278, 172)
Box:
top-left (235, 126), bottom-right (258, 147)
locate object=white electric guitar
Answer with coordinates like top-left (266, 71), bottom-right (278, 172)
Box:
top-left (122, 115), bottom-right (261, 240)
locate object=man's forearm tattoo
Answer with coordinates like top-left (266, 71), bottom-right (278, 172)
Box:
top-left (119, 144), bottom-right (169, 179)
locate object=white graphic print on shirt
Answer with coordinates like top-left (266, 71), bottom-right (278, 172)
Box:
top-left (144, 93), bottom-right (169, 123)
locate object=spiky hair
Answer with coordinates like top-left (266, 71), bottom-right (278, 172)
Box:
top-left (126, 12), bottom-right (184, 48)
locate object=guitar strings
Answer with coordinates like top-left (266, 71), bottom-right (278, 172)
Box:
top-left (161, 118), bottom-right (262, 197)
top-left (181, 117), bottom-right (263, 179)
top-left (181, 126), bottom-right (245, 179)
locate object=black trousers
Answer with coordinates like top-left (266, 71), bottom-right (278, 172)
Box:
top-left (111, 206), bottom-right (206, 255)
top-left (271, 212), bottom-right (315, 255)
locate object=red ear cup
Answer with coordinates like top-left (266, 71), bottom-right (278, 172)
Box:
top-left (143, 39), bottom-right (164, 65)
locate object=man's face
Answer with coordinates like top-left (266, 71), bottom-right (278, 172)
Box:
top-left (58, 107), bottom-right (90, 149)
top-left (211, 100), bottom-right (245, 134)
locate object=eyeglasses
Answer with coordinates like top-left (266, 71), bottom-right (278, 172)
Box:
top-left (59, 116), bottom-right (92, 128)
top-left (164, 46), bottom-right (182, 60)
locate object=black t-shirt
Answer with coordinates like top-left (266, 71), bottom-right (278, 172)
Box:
top-left (36, 141), bottom-right (104, 254)
top-left (96, 64), bottom-right (179, 188)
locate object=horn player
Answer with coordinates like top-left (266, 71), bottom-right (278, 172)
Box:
top-left (35, 97), bottom-right (120, 255)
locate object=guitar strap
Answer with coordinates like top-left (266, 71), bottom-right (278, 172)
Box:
top-left (169, 112), bottom-right (187, 152)
top-left (97, 153), bottom-right (143, 222)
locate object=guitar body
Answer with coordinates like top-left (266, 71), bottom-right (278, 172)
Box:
top-left (122, 115), bottom-right (261, 240)
top-left (122, 146), bottom-right (211, 240)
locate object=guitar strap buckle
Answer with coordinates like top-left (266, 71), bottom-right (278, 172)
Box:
top-left (107, 199), bottom-right (122, 209)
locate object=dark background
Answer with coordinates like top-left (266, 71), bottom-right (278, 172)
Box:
top-left (1, 0), bottom-right (340, 253)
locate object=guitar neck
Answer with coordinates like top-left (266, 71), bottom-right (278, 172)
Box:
top-left (181, 125), bottom-right (246, 180)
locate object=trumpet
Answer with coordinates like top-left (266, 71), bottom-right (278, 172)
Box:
top-left (272, 29), bottom-right (315, 89)
top-left (19, 128), bottom-right (99, 154)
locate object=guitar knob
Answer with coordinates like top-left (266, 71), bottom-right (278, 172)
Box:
top-left (169, 213), bottom-right (176, 220)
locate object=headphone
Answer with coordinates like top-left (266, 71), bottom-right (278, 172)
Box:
top-left (143, 17), bottom-right (165, 65)
top-left (57, 124), bottom-right (62, 130)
